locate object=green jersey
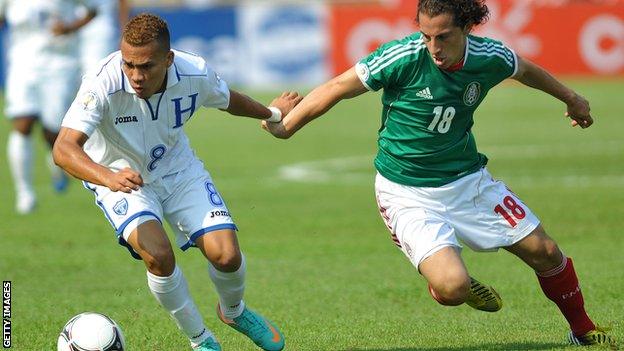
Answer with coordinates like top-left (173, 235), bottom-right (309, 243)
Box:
top-left (357, 33), bottom-right (517, 187)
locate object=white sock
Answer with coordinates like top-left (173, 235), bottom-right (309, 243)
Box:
top-left (7, 131), bottom-right (34, 195)
top-left (209, 254), bottom-right (246, 319)
top-left (147, 266), bottom-right (213, 347)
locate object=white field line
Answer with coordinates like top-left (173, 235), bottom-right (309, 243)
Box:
top-left (277, 141), bottom-right (624, 186)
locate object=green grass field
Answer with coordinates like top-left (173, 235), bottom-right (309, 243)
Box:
top-left (1, 79), bottom-right (623, 350)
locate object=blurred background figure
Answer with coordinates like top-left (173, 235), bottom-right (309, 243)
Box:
top-left (77, 0), bottom-right (130, 74)
top-left (0, 0), bottom-right (97, 214)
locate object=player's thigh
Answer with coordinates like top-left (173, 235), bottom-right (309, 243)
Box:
top-left (163, 160), bottom-right (238, 253)
top-left (5, 65), bottom-right (39, 119)
top-left (39, 69), bottom-right (80, 132)
top-left (375, 173), bottom-right (462, 271)
top-left (451, 168), bottom-right (540, 251)
top-left (126, 219), bottom-right (175, 267)
top-left (419, 246), bottom-right (469, 291)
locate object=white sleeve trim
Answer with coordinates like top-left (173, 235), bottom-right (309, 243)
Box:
top-left (355, 63), bottom-right (375, 91)
top-left (509, 48), bottom-right (519, 79)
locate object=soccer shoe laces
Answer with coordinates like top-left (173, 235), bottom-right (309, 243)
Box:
top-left (465, 277), bottom-right (503, 312)
top-left (568, 326), bottom-right (618, 349)
top-left (234, 309), bottom-right (269, 337)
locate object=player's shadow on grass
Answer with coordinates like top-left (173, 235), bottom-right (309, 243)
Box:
top-left (340, 342), bottom-right (565, 351)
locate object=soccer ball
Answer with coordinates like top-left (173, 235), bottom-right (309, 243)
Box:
top-left (57, 312), bottom-right (126, 351)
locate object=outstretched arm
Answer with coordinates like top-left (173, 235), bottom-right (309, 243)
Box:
top-left (53, 127), bottom-right (143, 193)
top-left (263, 66), bottom-right (369, 139)
top-left (118, 0), bottom-right (130, 29)
top-left (513, 56), bottom-right (592, 128)
top-left (51, 7), bottom-right (97, 36)
top-left (224, 89), bottom-right (302, 121)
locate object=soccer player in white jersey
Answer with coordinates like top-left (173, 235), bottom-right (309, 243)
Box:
top-left (53, 13), bottom-right (300, 351)
top-left (78, 0), bottom-right (129, 74)
top-left (263, 0), bottom-right (616, 348)
top-left (0, 0), bottom-right (97, 214)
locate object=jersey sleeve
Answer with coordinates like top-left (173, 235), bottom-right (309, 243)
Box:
top-left (355, 38), bottom-right (424, 91)
top-left (198, 64), bottom-right (230, 109)
top-left (61, 78), bottom-right (107, 137)
top-left (475, 38), bottom-right (518, 83)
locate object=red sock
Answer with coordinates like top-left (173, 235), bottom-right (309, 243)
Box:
top-left (537, 257), bottom-right (595, 336)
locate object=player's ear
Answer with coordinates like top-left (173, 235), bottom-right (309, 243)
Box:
top-left (166, 50), bottom-right (174, 67)
top-left (463, 23), bottom-right (474, 35)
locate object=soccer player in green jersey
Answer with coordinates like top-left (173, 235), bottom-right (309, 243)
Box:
top-left (263, 0), bottom-right (616, 348)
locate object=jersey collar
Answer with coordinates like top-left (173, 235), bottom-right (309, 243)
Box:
top-left (121, 62), bottom-right (181, 95)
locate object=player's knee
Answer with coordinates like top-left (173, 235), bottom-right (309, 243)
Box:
top-left (12, 118), bottom-right (36, 135)
top-left (540, 239), bottom-right (563, 268)
top-left (143, 247), bottom-right (176, 276)
top-left (431, 278), bottom-right (471, 306)
top-left (528, 236), bottom-right (563, 271)
top-left (210, 250), bottom-right (242, 272)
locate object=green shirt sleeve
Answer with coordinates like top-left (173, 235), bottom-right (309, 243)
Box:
top-left (356, 35), bottom-right (426, 91)
top-left (469, 37), bottom-right (518, 85)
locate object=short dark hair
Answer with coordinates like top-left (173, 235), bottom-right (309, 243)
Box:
top-left (417, 0), bottom-right (490, 29)
top-left (122, 13), bottom-right (170, 51)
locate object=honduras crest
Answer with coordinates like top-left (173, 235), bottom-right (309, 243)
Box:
top-left (113, 198), bottom-right (128, 216)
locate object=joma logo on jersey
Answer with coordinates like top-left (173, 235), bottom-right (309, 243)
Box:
top-left (114, 115), bottom-right (139, 125)
top-left (210, 210), bottom-right (230, 218)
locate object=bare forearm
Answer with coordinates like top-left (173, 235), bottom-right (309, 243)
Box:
top-left (53, 140), bottom-right (114, 186)
top-left (70, 9), bottom-right (97, 31)
top-left (281, 69), bottom-right (367, 138)
top-left (281, 82), bottom-right (344, 137)
top-left (515, 59), bottom-right (576, 105)
top-left (513, 57), bottom-right (593, 128)
top-left (225, 90), bottom-right (271, 120)
top-left (118, 0), bottom-right (130, 28)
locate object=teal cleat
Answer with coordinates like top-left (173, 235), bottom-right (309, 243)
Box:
top-left (217, 304), bottom-right (285, 351)
top-left (193, 337), bottom-right (222, 351)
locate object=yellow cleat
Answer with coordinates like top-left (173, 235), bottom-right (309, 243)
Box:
top-left (464, 277), bottom-right (502, 312)
top-left (568, 327), bottom-right (618, 349)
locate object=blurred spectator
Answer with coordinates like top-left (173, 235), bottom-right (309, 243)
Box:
top-left (0, 0), bottom-right (97, 214)
top-left (78, 0), bottom-right (130, 74)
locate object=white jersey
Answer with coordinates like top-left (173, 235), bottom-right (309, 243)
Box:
top-left (62, 50), bottom-right (231, 184)
top-left (1, 0), bottom-right (97, 69)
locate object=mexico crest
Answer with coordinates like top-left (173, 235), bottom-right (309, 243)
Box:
top-left (463, 82), bottom-right (481, 106)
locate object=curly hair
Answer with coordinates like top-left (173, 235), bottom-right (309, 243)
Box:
top-left (122, 13), bottom-right (170, 51)
top-left (417, 0), bottom-right (490, 29)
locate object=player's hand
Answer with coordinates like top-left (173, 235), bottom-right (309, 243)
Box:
top-left (261, 119), bottom-right (289, 139)
top-left (106, 168), bottom-right (143, 193)
top-left (565, 93), bottom-right (593, 129)
top-left (269, 91), bottom-right (303, 119)
top-left (51, 21), bottom-right (72, 36)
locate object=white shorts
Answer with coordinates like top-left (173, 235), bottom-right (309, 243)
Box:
top-left (374, 168), bottom-right (540, 269)
top-left (83, 159), bottom-right (236, 259)
top-left (5, 65), bottom-right (79, 132)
